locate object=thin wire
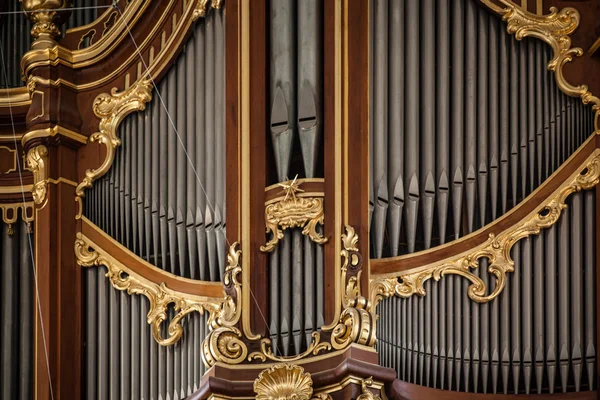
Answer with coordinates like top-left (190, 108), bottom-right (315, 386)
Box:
top-left (114, 7), bottom-right (277, 348)
top-left (0, 42), bottom-right (55, 400)
top-left (0, 5), bottom-right (113, 15)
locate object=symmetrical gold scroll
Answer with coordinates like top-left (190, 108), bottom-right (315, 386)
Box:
top-left (371, 149), bottom-right (600, 308)
top-left (260, 178), bottom-right (328, 252)
top-left (75, 79), bottom-right (153, 199)
top-left (75, 232), bottom-right (223, 346)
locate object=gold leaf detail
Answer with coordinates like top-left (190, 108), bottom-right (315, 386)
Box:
top-left (253, 364), bottom-right (314, 400)
top-left (192, 0), bottom-right (223, 21)
top-left (26, 145), bottom-right (48, 205)
top-left (488, 2), bottom-right (599, 131)
top-left (75, 79), bottom-right (153, 198)
top-left (356, 377), bottom-right (382, 400)
top-left (201, 242), bottom-right (249, 367)
top-left (260, 179), bottom-right (327, 252)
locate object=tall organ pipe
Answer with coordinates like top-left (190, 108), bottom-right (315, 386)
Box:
top-left (83, 8), bottom-right (224, 399)
top-left (268, 0), bottom-right (324, 356)
top-left (373, 0), bottom-right (598, 396)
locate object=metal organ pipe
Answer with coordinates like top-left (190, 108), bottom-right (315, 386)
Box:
top-left (268, 0), bottom-right (324, 356)
top-left (0, 219), bottom-right (33, 400)
top-left (83, 8), bottom-right (224, 399)
top-left (372, 0), bottom-right (598, 395)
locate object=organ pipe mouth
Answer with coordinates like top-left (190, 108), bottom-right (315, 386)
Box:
top-left (270, 87), bottom-right (290, 135)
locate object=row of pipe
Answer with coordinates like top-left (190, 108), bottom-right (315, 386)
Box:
top-left (83, 8), bottom-right (225, 399)
top-left (0, 218), bottom-right (33, 400)
top-left (369, 0), bottom-right (596, 258)
top-left (268, 0), bottom-right (325, 356)
top-left (378, 190), bottom-right (597, 394)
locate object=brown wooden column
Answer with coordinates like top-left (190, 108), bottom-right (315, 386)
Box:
top-left (29, 139), bottom-right (82, 400)
top-left (21, 40), bottom-right (85, 400)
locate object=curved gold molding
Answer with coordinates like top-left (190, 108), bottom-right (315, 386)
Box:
top-left (75, 231), bottom-right (223, 346)
top-left (370, 148), bottom-right (600, 308)
top-left (75, 79), bottom-right (153, 198)
top-left (482, 2), bottom-right (599, 131)
top-left (260, 178), bottom-right (327, 252)
top-left (26, 145), bottom-right (48, 205)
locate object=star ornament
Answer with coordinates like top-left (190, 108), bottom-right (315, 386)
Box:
top-left (278, 175), bottom-right (304, 201)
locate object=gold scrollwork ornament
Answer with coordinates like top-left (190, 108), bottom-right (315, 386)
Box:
top-left (75, 79), bottom-right (153, 199)
top-left (201, 243), bottom-right (250, 366)
top-left (74, 233), bottom-right (222, 346)
top-left (192, 0), bottom-right (223, 20)
top-left (356, 377), bottom-right (383, 400)
top-left (492, 2), bottom-right (599, 130)
top-left (260, 178), bottom-right (328, 252)
top-left (26, 145), bottom-right (49, 205)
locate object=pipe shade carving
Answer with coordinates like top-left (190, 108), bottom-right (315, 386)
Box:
top-left (75, 230), bottom-right (224, 346)
top-left (260, 179), bottom-right (327, 252)
top-left (75, 79), bottom-right (153, 199)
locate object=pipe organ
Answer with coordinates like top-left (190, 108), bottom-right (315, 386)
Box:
top-left (0, 0), bottom-right (599, 399)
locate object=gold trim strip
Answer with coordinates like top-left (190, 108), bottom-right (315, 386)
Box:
top-left (0, 87), bottom-right (31, 108)
top-left (0, 185), bottom-right (34, 194)
top-left (21, 125), bottom-right (88, 147)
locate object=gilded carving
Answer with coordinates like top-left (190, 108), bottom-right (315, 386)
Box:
top-left (253, 364), bottom-right (314, 400)
top-left (192, 0), bottom-right (224, 21)
top-left (75, 79), bottom-right (153, 199)
top-left (26, 145), bottom-right (49, 205)
top-left (371, 150), bottom-right (600, 308)
top-left (260, 177), bottom-right (327, 252)
top-left (202, 243), bottom-right (250, 366)
top-left (484, 2), bottom-right (599, 131)
top-left (22, 0), bottom-right (72, 49)
top-left (247, 332), bottom-right (331, 363)
top-left (75, 232), bottom-right (223, 346)
top-left (356, 377), bottom-right (382, 400)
